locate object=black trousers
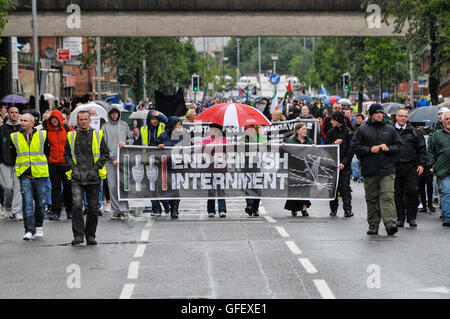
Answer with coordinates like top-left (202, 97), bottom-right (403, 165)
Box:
top-left (394, 175), bottom-right (419, 222)
top-left (49, 164), bottom-right (72, 215)
top-left (419, 173), bottom-right (434, 207)
top-left (72, 181), bottom-right (99, 238)
top-left (330, 167), bottom-right (352, 212)
top-left (103, 178), bottom-right (110, 201)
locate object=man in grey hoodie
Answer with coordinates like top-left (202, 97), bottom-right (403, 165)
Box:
top-left (102, 106), bottom-right (134, 220)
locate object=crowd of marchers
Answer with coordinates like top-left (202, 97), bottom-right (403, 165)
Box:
top-left (0, 96), bottom-right (449, 245)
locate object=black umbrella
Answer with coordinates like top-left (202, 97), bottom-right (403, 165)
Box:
top-left (408, 105), bottom-right (443, 124)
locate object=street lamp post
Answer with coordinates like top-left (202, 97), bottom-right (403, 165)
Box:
top-left (271, 54), bottom-right (278, 74)
top-left (32, 0), bottom-right (39, 111)
top-left (237, 38), bottom-right (240, 82)
top-left (223, 56), bottom-right (228, 88)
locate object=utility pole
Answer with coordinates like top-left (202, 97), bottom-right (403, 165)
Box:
top-left (409, 52), bottom-right (414, 108)
top-left (143, 58), bottom-right (147, 99)
top-left (32, 0), bottom-right (39, 111)
top-left (258, 37), bottom-right (261, 94)
top-left (96, 37), bottom-right (102, 100)
top-left (237, 38), bottom-right (240, 82)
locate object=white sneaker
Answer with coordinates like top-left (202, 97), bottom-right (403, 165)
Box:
top-left (23, 232), bottom-right (34, 241)
top-left (14, 213), bottom-right (23, 221)
top-left (103, 203), bottom-right (111, 213)
top-left (35, 227), bottom-right (44, 238)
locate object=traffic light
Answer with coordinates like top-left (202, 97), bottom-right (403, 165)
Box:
top-left (192, 75), bottom-right (199, 92)
top-left (343, 73), bottom-right (350, 91)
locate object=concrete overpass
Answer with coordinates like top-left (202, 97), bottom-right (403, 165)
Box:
top-left (2, 0), bottom-right (401, 37)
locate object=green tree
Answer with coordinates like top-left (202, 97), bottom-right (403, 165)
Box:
top-left (363, 37), bottom-right (408, 99)
top-left (304, 65), bottom-right (321, 89)
top-left (0, 0), bottom-right (17, 70)
top-left (289, 48), bottom-right (313, 84)
top-left (312, 38), bottom-right (349, 94)
top-left (371, 0), bottom-right (450, 104)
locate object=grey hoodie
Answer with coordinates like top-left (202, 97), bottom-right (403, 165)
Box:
top-left (101, 106), bottom-right (134, 162)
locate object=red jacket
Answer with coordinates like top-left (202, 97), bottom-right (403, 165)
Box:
top-left (46, 110), bottom-right (74, 165)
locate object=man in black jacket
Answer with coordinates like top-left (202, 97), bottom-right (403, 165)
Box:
top-left (351, 104), bottom-right (403, 236)
top-left (64, 111), bottom-right (110, 246)
top-left (325, 111), bottom-right (354, 217)
top-left (393, 108), bottom-right (427, 228)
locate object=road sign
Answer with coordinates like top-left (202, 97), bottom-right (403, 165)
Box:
top-left (57, 49), bottom-right (70, 61)
top-left (269, 73), bottom-right (280, 85)
top-left (418, 76), bottom-right (428, 88)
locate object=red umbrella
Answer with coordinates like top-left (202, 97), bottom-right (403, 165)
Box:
top-left (195, 103), bottom-right (271, 128)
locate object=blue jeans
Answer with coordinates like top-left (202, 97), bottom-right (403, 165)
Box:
top-left (439, 176), bottom-right (450, 221)
top-left (46, 177), bottom-right (52, 205)
top-left (207, 199), bottom-right (226, 213)
top-left (351, 155), bottom-right (361, 179)
top-left (19, 176), bottom-right (47, 234)
top-left (152, 200), bottom-right (170, 214)
top-left (84, 180), bottom-right (103, 211)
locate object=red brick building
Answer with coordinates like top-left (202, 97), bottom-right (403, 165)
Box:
top-left (18, 37), bottom-right (120, 100)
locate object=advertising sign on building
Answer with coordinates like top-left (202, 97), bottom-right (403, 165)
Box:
top-left (63, 37), bottom-right (83, 56)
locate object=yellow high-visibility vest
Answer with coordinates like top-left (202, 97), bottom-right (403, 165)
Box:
top-left (10, 130), bottom-right (49, 178)
top-left (66, 130), bottom-right (107, 181)
top-left (141, 123), bottom-right (165, 145)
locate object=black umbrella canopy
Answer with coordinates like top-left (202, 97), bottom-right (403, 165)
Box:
top-left (408, 105), bottom-right (444, 124)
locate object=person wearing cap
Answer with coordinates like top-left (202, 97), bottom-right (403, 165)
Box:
top-left (325, 111), bottom-right (354, 217)
top-left (351, 104), bottom-right (403, 236)
top-left (393, 107), bottom-right (427, 228)
top-left (430, 107), bottom-right (449, 136)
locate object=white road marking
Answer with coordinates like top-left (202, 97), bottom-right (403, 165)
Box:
top-left (264, 216), bottom-right (277, 223)
top-left (275, 226), bottom-right (290, 238)
top-left (313, 279), bottom-right (336, 299)
top-left (259, 206), bottom-right (268, 215)
top-left (298, 258), bottom-right (318, 274)
top-left (145, 219), bottom-right (154, 227)
top-left (140, 229), bottom-right (150, 241)
top-left (127, 261), bottom-right (140, 280)
top-left (133, 244), bottom-right (146, 258)
top-left (119, 283), bottom-right (135, 299)
top-left (285, 241), bottom-right (302, 255)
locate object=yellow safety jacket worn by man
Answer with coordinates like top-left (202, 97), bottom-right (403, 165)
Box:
top-left (65, 129), bottom-right (107, 182)
top-left (10, 129), bottom-right (49, 178)
top-left (140, 122), bottom-right (165, 146)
